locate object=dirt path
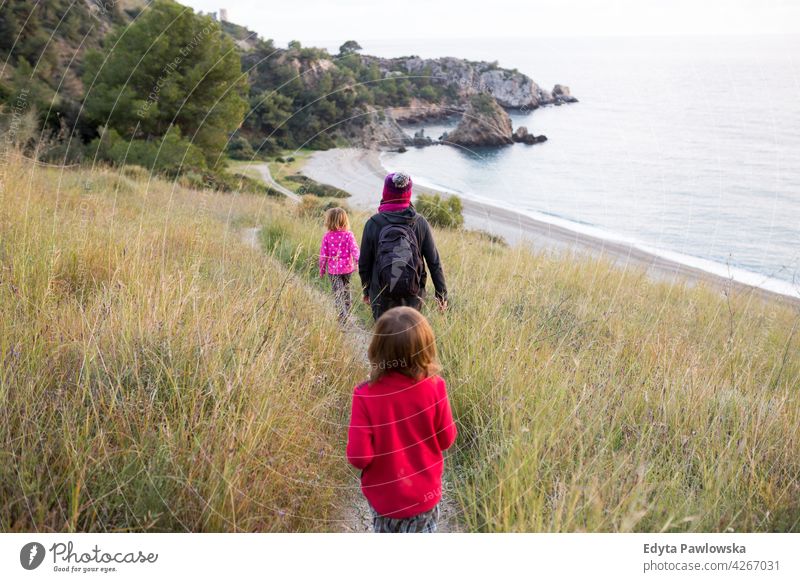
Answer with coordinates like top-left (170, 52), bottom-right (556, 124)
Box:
top-left (250, 163), bottom-right (302, 202)
top-left (239, 226), bottom-right (460, 532)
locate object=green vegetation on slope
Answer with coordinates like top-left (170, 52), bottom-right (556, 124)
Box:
top-left (0, 0), bottom-right (129, 131)
top-left (0, 0), bottom-right (457, 173)
top-left (82, 0), bottom-right (248, 172)
top-left (240, 38), bottom-right (449, 152)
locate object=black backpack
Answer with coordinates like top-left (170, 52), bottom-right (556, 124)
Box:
top-left (376, 218), bottom-right (423, 299)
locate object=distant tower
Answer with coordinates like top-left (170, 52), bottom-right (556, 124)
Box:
top-left (209, 11), bottom-right (217, 21)
top-left (219, 8), bottom-right (228, 22)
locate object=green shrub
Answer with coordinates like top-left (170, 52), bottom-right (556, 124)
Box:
top-left (419, 85), bottom-right (439, 102)
top-left (416, 193), bottom-right (464, 228)
top-left (81, 0), bottom-right (247, 169)
top-left (286, 174), bottom-right (349, 198)
top-left (120, 165), bottom-right (152, 181)
top-left (179, 170), bottom-right (275, 196)
top-left (474, 229), bottom-right (507, 246)
top-left (89, 126), bottom-right (207, 175)
top-left (226, 135), bottom-right (255, 160)
top-left (296, 196), bottom-right (349, 218)
top-left (469, 93), bottom-right (498, 115)
top-left (39, 139), bottom-right (86, 165)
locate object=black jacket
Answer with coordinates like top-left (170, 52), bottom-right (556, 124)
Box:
top-left (358, 207), bottom-right (447, 303)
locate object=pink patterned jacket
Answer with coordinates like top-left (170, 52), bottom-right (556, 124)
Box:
top-left (319, 230), bottom-right (360, 277)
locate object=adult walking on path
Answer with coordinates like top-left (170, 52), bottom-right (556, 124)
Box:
top-left (358, 172), bottom-right (448, 321)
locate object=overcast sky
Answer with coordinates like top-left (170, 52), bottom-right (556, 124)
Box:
top-left (180, 0), bottom-right (800, 46)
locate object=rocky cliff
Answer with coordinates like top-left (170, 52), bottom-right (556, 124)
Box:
top-left (360, 55), bottom-right (562, 110)
top-left (386, 98), bottom-right (462, 124)
top-left (268, 52), bottom-right (560, 114)
top-left (446, 94), bottom-right (514, 147)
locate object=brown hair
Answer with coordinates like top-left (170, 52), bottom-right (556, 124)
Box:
top-left (368, 306), bottom-right (440, 382)
top-left (324, 207), bottom-right (349, 231)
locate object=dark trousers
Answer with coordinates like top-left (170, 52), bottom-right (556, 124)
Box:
top-left (329, 273), bottom-right (352, 321)
top-left (370, 503), bottom-right (440, 533)
top-left (370, 294), bottom-right (422, 321)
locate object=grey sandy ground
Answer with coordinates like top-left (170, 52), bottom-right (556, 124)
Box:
top-left (303, 148), bottom-right (799, 307)
top-left (240, 227), bottom-right (461, 532)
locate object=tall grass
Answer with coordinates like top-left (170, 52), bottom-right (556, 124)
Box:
top-left (2, 153), bottom-right (798, 532)
top-left (255, 193), bottom-right (800, 532)
top-left (435, 230), bottom-right (800, 532)
top-left (0, 154), bottom-right (365, 531)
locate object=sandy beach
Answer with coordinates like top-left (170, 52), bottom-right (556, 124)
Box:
top-left (303, 148), bottom-right (799, 307)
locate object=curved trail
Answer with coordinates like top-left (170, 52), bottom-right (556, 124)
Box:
top-left (239, 226), bottom-right (460, 532)
top-left (248, 163), bottom-right (302, 202)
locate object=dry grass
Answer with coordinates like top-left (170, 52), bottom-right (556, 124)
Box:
top-left (259, 194), bottom-right (800, 533)
top-left (0, 153), bottom-right (364, 531)
top-left (2, 152), bottom-right (798, 532)
top-left (435, 229), bottom-right (800, 532)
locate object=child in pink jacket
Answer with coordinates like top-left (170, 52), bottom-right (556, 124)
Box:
top-left (319, 208), bottom-right (360, 322)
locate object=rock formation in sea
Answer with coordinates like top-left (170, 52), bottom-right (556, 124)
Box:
top-left (412, 128), bottom-right (434, 147)
top-left (446, 95), bottom-right (514, 147)
top-left (512, 126), bottom-right (548, 145)
top-left (552, 84), bottom-right (578, 104)
top-left (352, 58), bottom-right (575, 148)
top-left (348, 108), bottom-right (411, 149)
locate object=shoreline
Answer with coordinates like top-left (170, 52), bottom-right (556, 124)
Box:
top-left (302, 148), bottom-right (800, 307)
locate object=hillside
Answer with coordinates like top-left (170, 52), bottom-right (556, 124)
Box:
top-left (236, 33), bottom-right (575, 150)
top-left (0, 0), bottom-right (576, 168)
top-left (0, 0), bottom-right (145, 130)
top-left (2, 153), bottom-right (798, 532)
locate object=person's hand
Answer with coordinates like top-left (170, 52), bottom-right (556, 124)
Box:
top-left (362, 295), bottom-right (371, 306)
top-left (436, 298), bottom-right (448, 312)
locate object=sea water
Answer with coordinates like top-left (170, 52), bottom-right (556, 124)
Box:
top-left (348, 35), bottom-right (800, 298)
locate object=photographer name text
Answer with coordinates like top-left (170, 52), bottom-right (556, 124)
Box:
top-left (644, 542), bottom-right (746, 557)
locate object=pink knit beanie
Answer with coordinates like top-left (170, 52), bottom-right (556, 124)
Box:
top-left (380, 172), bottom-right (413, 208)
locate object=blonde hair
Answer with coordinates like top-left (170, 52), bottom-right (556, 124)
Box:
top-left (368, 307), bottom-right (440, 382)
top-left (324, 207), bottom-right (349, 231)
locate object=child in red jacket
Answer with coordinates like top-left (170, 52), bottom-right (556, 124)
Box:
top-left (346, 306), bottom-right (457, 533)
